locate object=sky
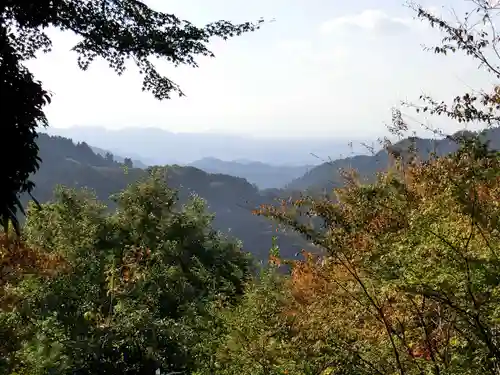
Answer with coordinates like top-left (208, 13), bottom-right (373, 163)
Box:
top-left (25, 0), bottom-right (497, 139)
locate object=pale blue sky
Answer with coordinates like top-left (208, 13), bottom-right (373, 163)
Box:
top-left (26, 0), bottom-right (495, 138)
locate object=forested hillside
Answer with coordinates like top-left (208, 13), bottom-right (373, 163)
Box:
top-left (90, 145), bottom-right (148, 169)
top-left (28, 133), bottom-right (310, 260)
top-left (287, 128), bottom-right (500, 192)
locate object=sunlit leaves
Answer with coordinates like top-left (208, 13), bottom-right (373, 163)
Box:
top-left (254, 137), bottom-right (500, 375)
top-left (1, 172), bottom-right (251, 374)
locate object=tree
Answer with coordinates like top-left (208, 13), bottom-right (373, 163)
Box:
top-left (252, 136), bottom-right (500, 375)
top-left (400, 0), bottom-right (500, 131)
top-left (214, 266), bottom-right (296, 375)
top-left (247, 2), bottom-right (500, 374)
top-left (124, 157), bottom-right (133, 169)
top-left (208, 248), bottom-right (363, 375)
top-left (0, 0), bottom-right (264, 233)
top-left (1, 168), bottom-right (252, 374)
top-left (104, 151), bottom-right (114, 163)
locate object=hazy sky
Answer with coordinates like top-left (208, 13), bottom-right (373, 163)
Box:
top-left (26, 0), bottom-right (495, 138)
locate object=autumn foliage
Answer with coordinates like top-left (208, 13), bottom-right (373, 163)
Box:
top-left (0, 233), bottom-right (68, 290)
top-left (248, 135), bottom-right (500, 375)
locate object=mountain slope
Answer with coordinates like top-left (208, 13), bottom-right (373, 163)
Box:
top-left (28, 133), bottom-right (310, 260)
top-left (189, 157), bottom-right (313, 189)
top-left (90, 145), bottom-right (148, 169)
top-left (287, 128), bottom-right (500, 192)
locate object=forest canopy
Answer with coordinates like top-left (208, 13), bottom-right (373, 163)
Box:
top-left (3, 0), bottom-right (500, 374)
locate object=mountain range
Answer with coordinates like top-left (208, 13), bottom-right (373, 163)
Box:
top-left (90, 145), bottom-right (148, 169)
top-left (45, 126), bottom-right (367, 166)
top-left (286, 128), bottom-right (500, 192)
top-left (27, 127), bottom-right (500, 261)
top-left (188, 157), bottom-right (314, 189)
top-left (29, 133), bottom-right (312, 261)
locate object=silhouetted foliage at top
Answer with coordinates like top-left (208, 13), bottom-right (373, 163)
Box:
top-left (0, 0), bottom-right (264, 234)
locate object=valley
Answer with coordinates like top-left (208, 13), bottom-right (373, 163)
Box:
top-left (29, 127), bottom-right (500, 262)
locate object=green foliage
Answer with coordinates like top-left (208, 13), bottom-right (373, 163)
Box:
top-left (214, 268), bottom-right (296, 375)
top-left (251, 135), bottom-right (500, 375)
top-left (1, 170), bottom-right (251, 374)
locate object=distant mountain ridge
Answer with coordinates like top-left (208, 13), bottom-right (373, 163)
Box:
top-left (28, 128), bottom-right (500, 261)
top-left (46, 126), bottom-right (366, 166)
top-left (189, 157), bottom-right (313, 189)
top-left (90, 145), bottom-right (148, 169)
top-left (286, 128), bottom-right (500, 192)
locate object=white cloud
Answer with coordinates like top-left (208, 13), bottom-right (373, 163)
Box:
top-left (320, 9), bottom-right (414, 35)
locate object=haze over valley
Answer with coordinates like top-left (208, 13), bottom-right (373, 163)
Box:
top-left (46, 126), bottom-right (368, 166)
top-left (31, 125), bottom-right (500, 261)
